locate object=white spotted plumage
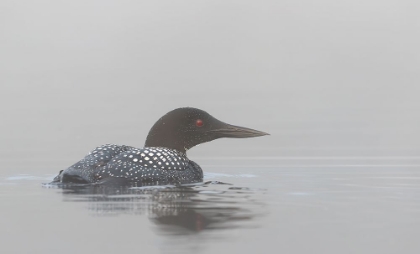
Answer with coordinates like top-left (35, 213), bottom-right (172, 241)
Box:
top-left (54, 144), bottom-right (203, 184)
top-left (57, 144), bottom-right (202, 184)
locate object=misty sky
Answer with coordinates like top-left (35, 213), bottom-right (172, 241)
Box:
top-left (1, 0), bottom-right (419, 159)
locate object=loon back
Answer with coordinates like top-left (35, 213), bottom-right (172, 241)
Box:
top-left (52, 107), bottom-right (268, 186)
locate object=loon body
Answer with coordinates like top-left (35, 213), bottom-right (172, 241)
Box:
top-left (53, 107), bottom-right (268, 185)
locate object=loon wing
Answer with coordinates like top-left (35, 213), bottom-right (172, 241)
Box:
top-left (54, 144), bottom-right (134, 184)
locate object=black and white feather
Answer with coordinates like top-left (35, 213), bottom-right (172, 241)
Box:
top-left (54, 144), bottom-right (203, 185)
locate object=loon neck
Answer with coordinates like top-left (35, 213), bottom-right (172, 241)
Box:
top-left (144, 112), bottom-right (196, 153)
top-left (144, 129), bottom-right (191, 154)
top-left (143, 145), bottom-right (188, 158)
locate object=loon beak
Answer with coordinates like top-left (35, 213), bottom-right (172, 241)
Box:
top-left (209, 123), bottom-right (269, 138)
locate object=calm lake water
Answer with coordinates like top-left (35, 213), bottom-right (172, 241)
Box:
top-left (2, 154), bottom-right (420, 253)
top-left (1, 0), bottom-right (420, 253)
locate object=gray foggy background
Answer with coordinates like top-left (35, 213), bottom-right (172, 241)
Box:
top-left (1, 1), bottom-right (420, 254)
top-left (1, 0), bottom-right (419, 159)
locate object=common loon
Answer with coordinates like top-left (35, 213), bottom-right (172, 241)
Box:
top-left (52, 107), bottom-right (268, 186)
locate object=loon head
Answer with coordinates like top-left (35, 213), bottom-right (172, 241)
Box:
top-left (144, 107), bottom-right (269, 153)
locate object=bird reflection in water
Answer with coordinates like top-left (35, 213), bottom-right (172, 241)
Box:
top-left (54, 182), bottom-right (266, 234)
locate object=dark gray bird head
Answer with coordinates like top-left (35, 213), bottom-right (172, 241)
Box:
top-left (145, 107), bottom-right (269, 153)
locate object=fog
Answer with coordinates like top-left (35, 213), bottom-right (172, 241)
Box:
top-left (1, 1), bottom-right (419, 253)
top-left (1, 1), bottom-right (419, 161)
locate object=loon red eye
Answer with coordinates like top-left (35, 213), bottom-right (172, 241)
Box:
top-left (196, 119), bottom-right (204, 127)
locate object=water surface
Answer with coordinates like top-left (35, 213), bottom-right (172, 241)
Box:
top-left (1, 159), bottom-right (419, 253)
